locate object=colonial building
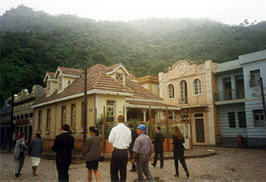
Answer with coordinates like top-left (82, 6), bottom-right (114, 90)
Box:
top-left (32, 63), bottom-right (181, 151)
top-left (13, 85), bottom-right (44, 140)
top-left (159, 60), bottom-right (220, 145)
top-left (214, 50), bottom-right (266, 147)
top-left (0, 85), bottom-right (44, 148)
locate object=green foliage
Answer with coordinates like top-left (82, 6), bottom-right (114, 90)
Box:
top-left (1, 5), bottom-right (266, 102)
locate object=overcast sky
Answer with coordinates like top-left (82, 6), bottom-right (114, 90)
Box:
top-left (1, 0), bottom-right (266, 25)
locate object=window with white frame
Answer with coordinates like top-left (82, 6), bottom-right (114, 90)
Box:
top-left (250, 69), bottom-right (260, 88)
top-left (71, 104), bottom-right (76, 129)
top-left (46, 109), bottom-right (51, 131)
top-left (61, 106), bottom-right (66, 127)
top-left (168, 84), bottom-right (174, 98)
top-left (116, 73), bottom-right (123, 81)
top-left (253, 110), bottom-right (265, 127)
top-left (38, 110), bottom-right (42, 131)
top-left (180, 80), bottom-right (188, 104)
top-left (107, 100), bottom-right (116, 122)
top-left (193, 79), bottom-right (201, 95)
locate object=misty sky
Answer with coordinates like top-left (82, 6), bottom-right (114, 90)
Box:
top-left (1, 0), bottom-right (266, 25)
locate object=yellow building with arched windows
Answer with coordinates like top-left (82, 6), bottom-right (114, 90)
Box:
top-left (159, 60), bottom-right (220, 145)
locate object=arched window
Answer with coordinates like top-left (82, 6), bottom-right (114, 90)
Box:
top-left (168, 84), bottom-right (175, 98)
top-left (193, 79), bottom-right (202, 95)
top-left (180, 80), bottom-right (188, 104)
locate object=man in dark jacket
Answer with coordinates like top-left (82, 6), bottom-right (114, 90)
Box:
top-left (52, 124), bottom-right (75, 182)
top-left (151, 127), bottom-right (164, 168)
top-left (128, 124), bottom-right (137, 172)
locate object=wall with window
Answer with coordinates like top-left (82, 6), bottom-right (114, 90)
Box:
top-left (109, 67), bottom-right (126, 85)
top-left (242, 60), bottom-right (266, 100)
top-left (159, 60), bottom-right (215, 106)
top-left (241, 54), bottom-right (266, 146)
top-left (217, 104), bottom-right (247, 145)
top-left (33, 95), bottom-right (96, 139)
top-left (215, 69), bottom-right (244, 101)
top-left (95, 94), bottom-right (125, 122)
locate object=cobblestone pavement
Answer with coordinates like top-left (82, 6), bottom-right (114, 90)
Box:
top-left (1, 147), bottom-right (266, 182)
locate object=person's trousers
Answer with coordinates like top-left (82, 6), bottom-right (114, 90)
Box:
top-left (110, 148), bottom-right (128, 182)
top-left (153, 150), bottom-right (164, 167)
top-left (173, 150), bottom-right (188, 175)
top-left (14, 158), bottom-right (24, 174)
top-left (136, 154), bottom-right (154, 182)
top-left (129, 150), bottom-right (136, 170)
top-left (56, 162), bottom-right (70, 182)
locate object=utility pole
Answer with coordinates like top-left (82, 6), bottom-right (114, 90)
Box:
top-left (83, 62), bottom-right (88, 143)
top-left (9, 92), bottom-right (15, 152)
top-left (259, 77), bottom-right (266, 118)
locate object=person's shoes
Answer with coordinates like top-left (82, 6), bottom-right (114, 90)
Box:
top-left (174, 174), bottom-right (179, 177)
top-left (186, 172), bottom-right (190, 178)
top-left (151, 163), bottom-right (156, 167)
top-left (15, 173), bottom-right (19, 177)
top-left (160, 166), bottom-right (163, 169)
top-left (129, 169), bottom-right (136, 172)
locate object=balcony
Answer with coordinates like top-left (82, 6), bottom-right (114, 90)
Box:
top-left (215, 89), bottom-right (245, 104)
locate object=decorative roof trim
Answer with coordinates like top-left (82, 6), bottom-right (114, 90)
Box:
top-left (126, 97), bottom-right (163, 103)
top-left (106, 63), bottom-right (129, 75)
top-left (126, 103), bottom-right (180, 110)
top-left (61, 73), bottom-right (81, 78)
top-left (55, 68), bottom-right (62, 78)
top-left (32, 89), bottom-right (133, 108)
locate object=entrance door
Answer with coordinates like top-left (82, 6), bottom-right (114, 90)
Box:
top-left (194, 113), bottom-right (205, 143)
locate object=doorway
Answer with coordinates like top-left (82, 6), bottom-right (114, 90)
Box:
top-left (194, 113), bottom-right (205, 143)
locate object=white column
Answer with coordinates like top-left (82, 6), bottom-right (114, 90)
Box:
top-left (143, 110), bottom-right (147, 122)
top-left (125, 108), bottom-right (128, 121)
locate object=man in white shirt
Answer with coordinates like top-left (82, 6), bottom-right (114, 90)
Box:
top-left (108, 115), bottom-right (131, 182)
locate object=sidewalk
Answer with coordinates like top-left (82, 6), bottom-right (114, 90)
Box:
top-left (42, 146), bottom-right (217, 163)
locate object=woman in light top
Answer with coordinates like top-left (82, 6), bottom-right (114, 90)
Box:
top-left (29, 133), bottom-right (43, 176)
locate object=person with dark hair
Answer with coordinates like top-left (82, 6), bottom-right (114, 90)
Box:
top-left (172, 126), bottom-right (189, 178)
top-left (151, 126), bottom-right (164, 168)
top-left (29, 133), bottom-right (43, 176)
top-left (108, 115), bottom-right (131, 182)
top-left (52, 124), bottom-right (75, 182)
top-left (132, 124), bottom-right (154, 182)
top-left (83, 127), bottom-right (102, 182)
top-left (128, 124), bottom-right (137, 172)
top-left (13, 133), bottom-right (27, 177)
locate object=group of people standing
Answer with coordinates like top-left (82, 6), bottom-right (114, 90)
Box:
top-left (13, 132), bottom-right (43, 177)
top-left (13, 114), bottom-right (189, 182)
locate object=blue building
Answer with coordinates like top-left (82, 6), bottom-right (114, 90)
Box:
top-left (214, 50), bottom-right (266, 146)
top-left (240, 50), bottom-right (266, 146)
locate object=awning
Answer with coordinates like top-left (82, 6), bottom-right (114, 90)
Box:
top-left (126, 100), bottom-right (180, 110)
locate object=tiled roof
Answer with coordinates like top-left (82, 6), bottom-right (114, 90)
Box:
top-left (33, 69), bottom-right (133, 106)
top-left (126, 78), bottom-right (163, 101)
top-left (58, 66), bottom-right (83, 76)
top-left (33, 63), bottom-right (163, 107)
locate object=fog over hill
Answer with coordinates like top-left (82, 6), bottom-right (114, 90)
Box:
top-left (1, 5), bottom-right (266, 102)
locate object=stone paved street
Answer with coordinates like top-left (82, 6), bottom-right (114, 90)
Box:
top-left (1, 147), bottom-right (266, 181)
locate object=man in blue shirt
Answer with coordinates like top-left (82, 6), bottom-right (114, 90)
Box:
top-left (132, 124), bottom-right (154, 182)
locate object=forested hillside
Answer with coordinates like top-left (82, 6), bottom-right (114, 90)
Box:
top-left (1, 5), bottom-right (266, 102)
